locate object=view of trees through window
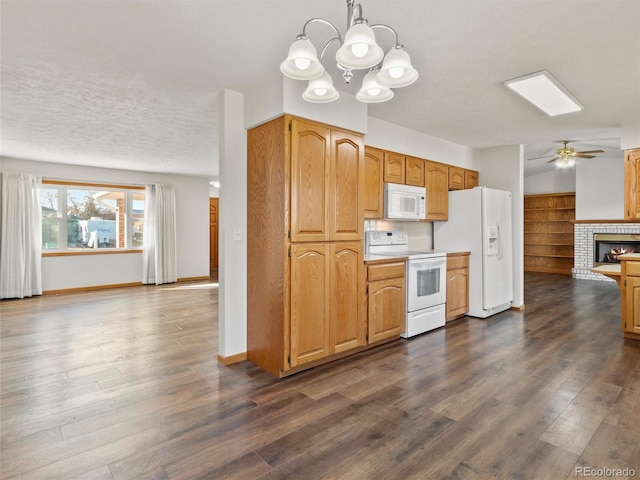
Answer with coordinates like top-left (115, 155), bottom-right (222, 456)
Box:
top-left (41, 183), bottom-right (144, 251)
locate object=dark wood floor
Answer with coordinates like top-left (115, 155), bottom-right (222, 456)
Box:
top-left (1, 273), bottom-right (639, 479)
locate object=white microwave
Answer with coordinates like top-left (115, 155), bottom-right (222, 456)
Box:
top-left (384, 183), bottom-right (426, 220)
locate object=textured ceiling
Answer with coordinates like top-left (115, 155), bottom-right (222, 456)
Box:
top-left (1, 0), bottom-right (639, 180)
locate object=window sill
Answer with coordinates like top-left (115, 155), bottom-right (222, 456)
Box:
top-left (43, 249), bottom-right (143, 257)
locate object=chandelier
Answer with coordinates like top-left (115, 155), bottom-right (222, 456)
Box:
top-left (280, 0), bottom-right (418, 104)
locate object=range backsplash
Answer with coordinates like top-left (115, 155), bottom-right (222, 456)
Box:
top-left (364, 219), bottom-right (433, 250)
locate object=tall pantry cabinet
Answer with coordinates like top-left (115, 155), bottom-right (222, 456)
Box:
top-left (247, 115), bottom-right (366, 377)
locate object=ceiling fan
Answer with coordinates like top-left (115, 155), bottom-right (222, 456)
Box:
top-left (528, 140), bottom-right (605, 167)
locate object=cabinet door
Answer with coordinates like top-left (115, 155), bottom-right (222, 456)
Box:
top-left (448, 166), bottom-right (464, 190)
top-left (291, 119), bottom-right (330, 242)
top-left (425, 161), bottom-right (449, 221)
top-left (625, 149), bottom-right (640, 220)
top-left (446, 269), bottom-right (469, 320)
top-left (624, 275), bottom-right (640, 336)
top-left (290, 244), bottom-right (330, 367)
top-left (363, 147), bottom-right (384, 219)
top-left (330, 243), bottom-right (366, 353)
top-left (368, 277), bottom-right (405, 343)
top-left (330, 130), bottom-right (364, 241)
top-left (405, 156), bottom-right (425, 187)
top-left (384, 152), bottom-right (405, 184)
top-left (464, 170), bottom-right (479, 189)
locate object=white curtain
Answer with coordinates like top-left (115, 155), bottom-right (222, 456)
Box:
top-left (0, 172), bottom-right (43, 299)
top-left (142, 183), bottom-right (177, 285)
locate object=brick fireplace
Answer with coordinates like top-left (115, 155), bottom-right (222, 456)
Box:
top-left (573, 222), bottom-right (640, 282)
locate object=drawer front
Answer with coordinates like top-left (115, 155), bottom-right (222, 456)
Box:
top-left (626, 261), bottom-right (640, 276)
top-left (368, 262), bottom-right (406, 281)
top-left (447, 254), bottom-right (469, 270)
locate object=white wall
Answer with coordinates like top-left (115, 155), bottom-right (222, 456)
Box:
top-left (1, 157), bottom-right (209, 291)
top-left (523, 154), bottom-right (624, 220)
top-left (621, 117), bottom-right (640, 150)
top-left (575, 156), bottom-right (624, 220)
top-left (218, 90), bottom-right (247, 359)
top-left (524, 169), bottom-right (576, 195)
top-left (366, 117), bottom-right (475, 168)
top-left (245, 77), bottom-right (368, 134)
top-left (473, 145), bottom-right (525, 309)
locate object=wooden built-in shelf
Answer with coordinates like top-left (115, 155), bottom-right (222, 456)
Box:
top-left (524, 192), bottom-right (575, 275)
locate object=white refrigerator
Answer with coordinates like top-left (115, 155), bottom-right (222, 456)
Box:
top-left (434, 186), bottom-right (513, 318)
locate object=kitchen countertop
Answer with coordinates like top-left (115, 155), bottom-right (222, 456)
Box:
top-left (364, 254), bottom-right (408, 264)
top-left (618, 253), bottom-right (640, 260)
top-left (590, 263), bottom-right (622, 289)
top-left (364, 249), bottom-right (470, 264)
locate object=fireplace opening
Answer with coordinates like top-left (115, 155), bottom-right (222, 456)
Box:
top-left (594, 233), bottom-right (640, 266)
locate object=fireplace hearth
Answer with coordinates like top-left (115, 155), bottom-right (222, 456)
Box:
top-left (594, 233), bottom-right (640, 265)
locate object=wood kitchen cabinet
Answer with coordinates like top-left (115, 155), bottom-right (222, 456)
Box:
top-left (363, 146), bottom-right (384, 219)
top-left (624, 148), bottom-right (640, 220)
top-left (449, 166), bottom-right (479, 190)
top-left (405, 156), bottom-right (425, 187)
top-left (445, 252), bottom-right (470, 321)
top-left (448, 166), bottom-right (465, 190)
top-left (291, 119), bottom-right (363, 242)
top-left (367, 260), bottom-right (406, 343)
top-left (290, 242), bottom-right (366, 368)
top-left (383, 151), bottom-right (405, 184)
top-left (620, 254), bottom-right (640, 340)
top-left (383, 151), bottom-right (425, 187)
top-left (464, 169), bottom-right (479, 189)
top-left (425, 160), bottom-right (449, 221)
top-left (247, 115), bottom-right (366, 377)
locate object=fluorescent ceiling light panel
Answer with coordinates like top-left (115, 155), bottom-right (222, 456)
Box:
top-left (504, 70), bottom-right (583, 116)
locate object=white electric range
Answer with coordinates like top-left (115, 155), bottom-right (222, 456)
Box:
top-left (365, 231), bottom-right (447, 337)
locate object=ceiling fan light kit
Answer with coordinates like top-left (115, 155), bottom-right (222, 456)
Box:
top-left (280, 0), bottom-right (418, 104)
top-left (531, 140), bottom-right (605, 167)
top-left (504, 70), bottom-right (583, 116)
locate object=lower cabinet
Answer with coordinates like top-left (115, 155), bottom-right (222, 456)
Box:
top-left (446, 252), bottom-right (470, 321)
top-left (290, 242), bottom-right (366, 368)
top-left (621, 255), bottom-right (640, 340)
top-left (367, 260), bottom-right (406, 342)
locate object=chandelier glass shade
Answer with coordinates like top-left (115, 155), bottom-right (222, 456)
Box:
top-left (280, 0), bottom-right (418, 104)
top-left (356, 68), bottom-right (393, 103)
top-left (303, 71), bottom-right (340, 103)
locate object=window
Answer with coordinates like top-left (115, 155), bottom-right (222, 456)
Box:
top-left (41, 181), bottom-right (145, 252)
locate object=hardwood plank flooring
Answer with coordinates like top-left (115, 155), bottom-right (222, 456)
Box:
top-left (1, 273), bottom-right (639, 479)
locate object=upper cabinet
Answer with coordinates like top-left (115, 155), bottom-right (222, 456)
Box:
top-left (449, 166), bottom-right (479, 190)
top-left (383, 152), bottom-right (424, 187)
top-left (363, 145), bottom-right (478, 221)
top-left (383, 152), bottom-right (405, 184)
top-left (291, 118), bottom-right (364, 242)
top-left (425, 160), bottom-right (449, 221)
top-left (449, 166), bottom-right (465, 190)
top-left (625, 148), bottom-right (640, 220)
top-left (464, 169), bottom-right (479, 189)
top-left (363, 147), bottom-right (384, 219)
top-left (405, 156), bottom-right (425, 187)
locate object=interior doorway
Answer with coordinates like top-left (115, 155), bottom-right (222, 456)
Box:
top-left (209, 197), bottom-right (219, 271)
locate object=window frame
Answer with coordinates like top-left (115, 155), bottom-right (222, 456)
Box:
top-left (41, 179), bottom-right (145, 256)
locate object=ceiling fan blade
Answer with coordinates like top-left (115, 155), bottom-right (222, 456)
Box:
top-left (573, 154), bottom-right (595, 159)
top-left (575, 150), bottom-right (604, 154)
top-left (527, 155), bottom-right (556, 161)
top-left (546, 157), bottom-right (559, 163)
